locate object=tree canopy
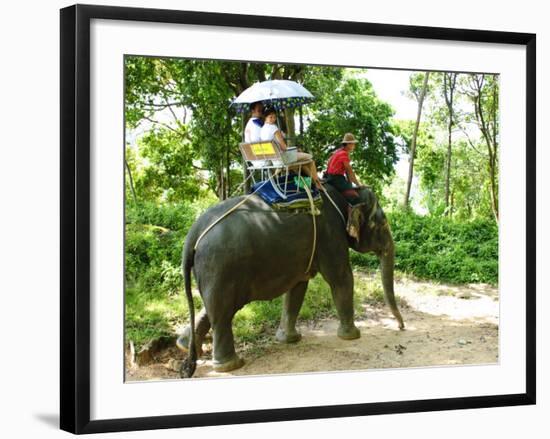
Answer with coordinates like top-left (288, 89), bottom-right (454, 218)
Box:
top-left (125, 58), bottom-right (399, 201)
top-left (124, 56), bottom-right (498, 223)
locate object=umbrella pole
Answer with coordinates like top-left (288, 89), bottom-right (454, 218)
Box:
top-left (241, 113), bottom-right (250, 194)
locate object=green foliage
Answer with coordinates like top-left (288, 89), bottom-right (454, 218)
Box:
top-left (414, 137), bottom-right (495, 219)
top-left (125, 56), bottom-right (171, 127)
top-left (351, 210), bottom-right (498, 284)
top-left (303, 72), bottom-right (398, 193)
top-left (406, 71), bottom-right (435, 102)
top-left (125, 284), bottom-right (190, 347)
top-left (125, 198), bottom-right (216, 346)
top-left (126, 58), bottom-right (400, 201)
top-left (381, 174), bottom-right (407, 212)
top-left (125, 57), bottom-right (316, 201)
top-left (394, 119), bottom-right (436, 157)
top-left (123, 59), bottom-right (501, 349)
top-left (126, 127), bottom-right (201, 203)
top-left (402, 72), bottom-right (500, 221)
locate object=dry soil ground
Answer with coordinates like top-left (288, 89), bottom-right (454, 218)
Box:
top-left (125, 273), bottom-right (498, 381)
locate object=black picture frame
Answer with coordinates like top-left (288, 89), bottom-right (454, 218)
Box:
top-left (60, 4), bottom-right (536, 434)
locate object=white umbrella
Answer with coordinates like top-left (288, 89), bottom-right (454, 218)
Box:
top-left (231, 80), bottom-right (314, 113)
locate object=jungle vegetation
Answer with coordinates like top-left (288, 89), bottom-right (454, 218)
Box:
top-left (124, 57), bottom-right (499, 348)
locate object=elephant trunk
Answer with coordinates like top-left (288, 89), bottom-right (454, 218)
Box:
top-left (379, 237), bottom-right (405, 330)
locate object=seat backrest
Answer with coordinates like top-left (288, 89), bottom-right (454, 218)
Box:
top-left (239, 141), bottom-right (283, 163)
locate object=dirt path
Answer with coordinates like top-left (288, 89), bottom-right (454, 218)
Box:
top-left (125, 274), bottom-right (498, 381)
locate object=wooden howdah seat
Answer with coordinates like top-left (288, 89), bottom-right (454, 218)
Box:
top-left (239, 140), bottom-right (313, 200)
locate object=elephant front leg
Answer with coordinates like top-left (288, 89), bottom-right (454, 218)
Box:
top-left (276, 281), bottom-right (308, 343)
top-left (333, 285), bottom-right (360, 340)
top-left (211, 315), bottom-right (244, 373)
top-left (322, 267), bottom-right (360, 340)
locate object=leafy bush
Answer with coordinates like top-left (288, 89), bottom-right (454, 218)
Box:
top-left (351, 211), bottom-right (498, 284)
top-left (125, 198), bottom-right (216, 346)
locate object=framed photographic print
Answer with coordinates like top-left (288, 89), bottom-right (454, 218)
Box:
top-left (60, 4), bottom-right (536, 434)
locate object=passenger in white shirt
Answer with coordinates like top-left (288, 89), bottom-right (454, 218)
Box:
top-left (260, 107), bottom-right (322, 190)
top-left (244, 102), bottom-right (264, 143)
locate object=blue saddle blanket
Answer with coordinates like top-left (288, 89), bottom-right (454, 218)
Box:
top-left (251, 175), bottom-right (320, 206)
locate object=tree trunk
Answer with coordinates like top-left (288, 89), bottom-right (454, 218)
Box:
top-left (218, 162), bottom-right (225, 201)
top-left (226, 145), bottom-right (231, 199)
top-left (489, 157), bottom-right (499, 222)
top-left (241, 113), bottom-right (251, 194)
top-left (474, 75), bottom-right (499, 223)
top-left (283, 108), bottom-right (296, 143)
top-left (450, 190), bottom-right (454, 218)
top-left (243, 159), bottom-right (251, 194)
top-left (443, 73), bottom-right (457, 216)
top-left (125, 158), bottom-right (138, 205)
top-left (404, 72), bottom-right (430, 209)
top-left (445, 119), bottom-right (452, 213)
top-left (491, 82), bottom-right (499, 222)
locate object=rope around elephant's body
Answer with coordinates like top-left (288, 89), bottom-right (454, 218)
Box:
top-left (193, 171), bottom-right (319, 275)
top-left (301, 179), bottom-right (317, 274)
top-left (322, 188), bottom-right (347, 225)
top-left (193, 175), bottom-right (275, 251)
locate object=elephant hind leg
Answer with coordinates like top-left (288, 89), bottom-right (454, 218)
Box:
top-left (177, 308), bottom-right (211, 356)
top-left (276, 281), bottom-right (308, 343)
top-left (211, 314), bottom-right (244, 372)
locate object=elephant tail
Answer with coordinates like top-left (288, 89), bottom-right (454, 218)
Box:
top-left (180, 243), bottom-right (197, 378)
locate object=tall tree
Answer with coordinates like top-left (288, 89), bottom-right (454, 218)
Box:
top-left (462, 74), bottom-right (499, 222)
top-left (403, 71), bottom-right (430, 208)
top-left (442, 72), bottom-right (458, 216)
top-left (410, 72), bottom-right (499, 220)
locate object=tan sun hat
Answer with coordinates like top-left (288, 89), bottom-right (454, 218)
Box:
top-left (341, 133), bottom-right (358, 144)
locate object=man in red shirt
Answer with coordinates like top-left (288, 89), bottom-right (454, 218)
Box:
top-left (325, 133), bottom-right (362, 204)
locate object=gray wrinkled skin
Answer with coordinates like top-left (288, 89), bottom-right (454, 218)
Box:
top-left (179, 185), bottom-right (404, 378)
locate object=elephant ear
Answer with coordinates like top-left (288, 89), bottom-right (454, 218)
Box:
top-left (346, 202), bottom-right (366, 241)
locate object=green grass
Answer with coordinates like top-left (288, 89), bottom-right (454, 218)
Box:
top-left (126, 268), bottom-right (389, 350)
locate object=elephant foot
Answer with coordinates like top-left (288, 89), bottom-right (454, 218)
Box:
top-left (213, 354), bottom-right (245, 373)
top-left (337, 324), bottom-right (361, 340)
top-left (275, 327), bottom-right (302, 343)
top-left (176, 332), bottom-right (203, 357)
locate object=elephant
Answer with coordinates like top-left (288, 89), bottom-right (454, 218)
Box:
top-left (178, 184), bottom-right (404, 378)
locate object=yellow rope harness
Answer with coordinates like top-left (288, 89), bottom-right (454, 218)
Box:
top-left (322, 188), bottom-right (347, 226)
top-left (193, 177), bottom-right (274, 251)
top-left (301, 180), bottom-right (317, 274)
